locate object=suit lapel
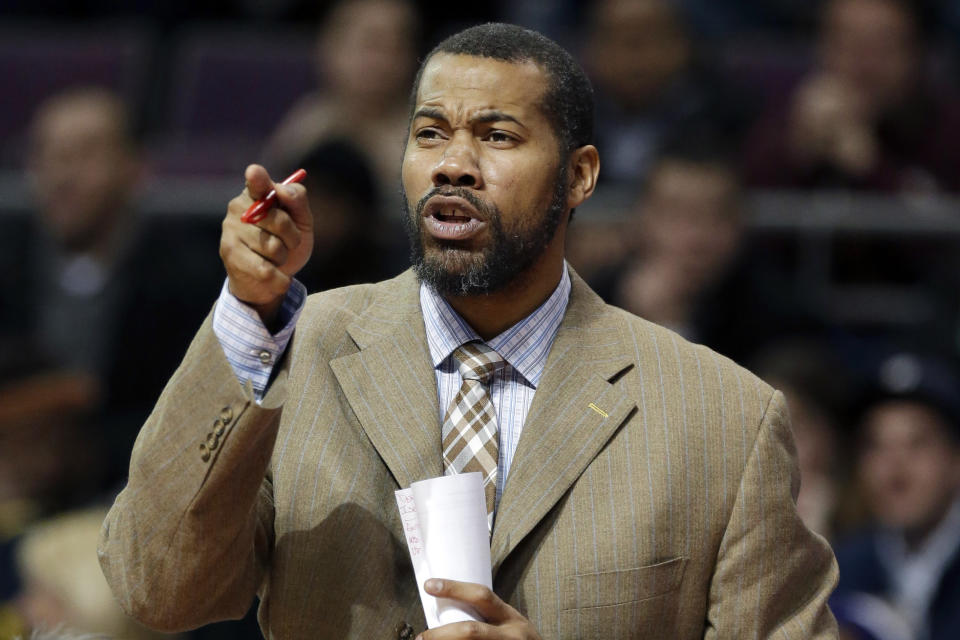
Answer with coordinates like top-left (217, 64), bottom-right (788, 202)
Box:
top-left (329, 269), bottom-right (638, 571)
top-left (330, 271), bottom-right (443, 492)
top-left (491, 272), bottom-right (637, 573)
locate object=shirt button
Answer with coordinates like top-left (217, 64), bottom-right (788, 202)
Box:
top-left (258, 350), bottom-right (272, 365)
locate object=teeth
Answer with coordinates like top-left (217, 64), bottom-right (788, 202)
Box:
top-left (435, 207), bottom-right (471, 221)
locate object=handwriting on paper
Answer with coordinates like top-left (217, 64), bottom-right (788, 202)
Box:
top-left (395, 490), bottom-right (423, 557)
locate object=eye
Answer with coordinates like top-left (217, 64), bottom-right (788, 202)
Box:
top-left (484, 130), bottom-right (519, 145)
top-left (415, 127), bottom-right (445, 142)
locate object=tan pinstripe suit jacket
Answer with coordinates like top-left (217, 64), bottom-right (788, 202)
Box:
top-left (99, 269), bottom-right (838, 639)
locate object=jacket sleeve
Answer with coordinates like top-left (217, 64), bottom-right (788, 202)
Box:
top-left (704, 390), bottom-right (839, 639)
top-left (97, 313), bottom-right (289, 632)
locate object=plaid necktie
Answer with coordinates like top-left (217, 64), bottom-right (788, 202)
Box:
top-left (441, 341), bottom-right (505, 530)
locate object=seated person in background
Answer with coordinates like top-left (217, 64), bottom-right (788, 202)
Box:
top-left (16, 87), bottom-right (143, 382)
top-left (589, 135), bottom-right (814, 364)
top-left (1, 87), bottom-right (253, 640)
top-left (833, 353), bottom-right (960, 640)
top-left (0, 86), bottom-right (223, 497)
top-left (743, 0), bottom-right (960, 192)
top-left (285, 139), bottom-right (403, 293)
top-left (263, 0), bottom-right (420, 203)
top-left (582, 0), bottom-right (751, 192)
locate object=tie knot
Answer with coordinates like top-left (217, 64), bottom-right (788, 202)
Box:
top-left (453, 342), bottom-right (504, 383)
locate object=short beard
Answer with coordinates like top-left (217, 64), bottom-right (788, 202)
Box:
top-left (402, 165), bottom-right (568, 297)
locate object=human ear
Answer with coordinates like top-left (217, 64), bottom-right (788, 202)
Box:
top-left (566, 145), bottom-right (600, 210)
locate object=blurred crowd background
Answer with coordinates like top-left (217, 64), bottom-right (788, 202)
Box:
top-left (1, 0), bottom-right (959, 639)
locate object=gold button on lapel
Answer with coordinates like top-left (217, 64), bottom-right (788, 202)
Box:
top-left (220, 406), bottom-right (233, 424)
top-left (206, 433), bottom-right (219, 450)
top-left (588, 402), bottom-right (609, 418)
top-left (199, 443), bottom-right (211, 462)
top-left (213, 419), bottom-right (225, 437)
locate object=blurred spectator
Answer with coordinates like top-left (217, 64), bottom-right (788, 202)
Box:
top-left (834, 353), bottom-right (960, 640)
top-left (587, 136), bottom-right (814, 364)
top-left (752, 341), bottom-right (851, 540)
top-left (7, 507), bottom-right (178, 640)
top-left (0, 88), bottom-right (226, 637)
top-left (263, 0), bottom-right (420, 202)
top-left (287, 139), bottom-right (403, 293)
top-left (582, 0), bottom-right (751, 193)
top-left (0, 87), bottom-right (223, 501)
top-left (743, 0), bottom-right (960, 192)
top-left (19, 88), bottom-right (142, 377)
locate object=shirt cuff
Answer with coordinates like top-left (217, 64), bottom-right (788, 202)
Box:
top-left (212, 278), bottom-right (307, 400)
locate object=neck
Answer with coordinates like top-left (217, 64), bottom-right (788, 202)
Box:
top-left (57, 210), bottom-right (131, 265)
top-left (903, 495), bottom-right (960, 552)
top-left (445, 250), bottom-right (565, 341)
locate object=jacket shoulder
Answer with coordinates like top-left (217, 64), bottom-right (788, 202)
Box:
top-left (299, 271), bottom-right (414, 329)
top-left (604, 302), bottom-right (779, 426)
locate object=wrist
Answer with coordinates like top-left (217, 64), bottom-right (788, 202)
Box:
top-left (226, 282), bottom-right (287, 333)
top-left (251, 297), bottom-right (286, 333)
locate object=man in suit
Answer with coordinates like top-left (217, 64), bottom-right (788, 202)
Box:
top-left (98, 24), bottom-right (838, 639)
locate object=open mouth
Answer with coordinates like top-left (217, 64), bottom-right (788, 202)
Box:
top-left (422, 196), bottom-right (487, 241)
top-left (434, 210), bottom-right (474, 224)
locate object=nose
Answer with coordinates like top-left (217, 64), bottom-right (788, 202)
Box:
top-left (431, 133), bottom-right (482, 188)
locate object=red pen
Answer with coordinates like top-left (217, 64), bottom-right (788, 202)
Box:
top-left (241, 168), bottom-right (307, 224)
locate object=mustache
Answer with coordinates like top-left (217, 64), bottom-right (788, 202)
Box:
top-left (414, 186), bottom-right (497, 221)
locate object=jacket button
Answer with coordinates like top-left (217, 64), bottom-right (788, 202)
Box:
top-left (395, 622), bottom-right (415, 640)
top-left (220, 406), bottom-right (233, 424)
top-left (199, 443), bottom-right (210, 462)
top-left (213, 418), bottom-right (225, 437)
top-left (207, 433), bottom-right (219, 450)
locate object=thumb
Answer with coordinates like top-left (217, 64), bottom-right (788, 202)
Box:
top-left (244, 163), bottom-right (274, 201)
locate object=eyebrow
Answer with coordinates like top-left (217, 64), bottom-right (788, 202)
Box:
top-left (413, 107), bottom-right (523, 127)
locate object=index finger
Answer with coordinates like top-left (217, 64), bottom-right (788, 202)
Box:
top-left (424, 579), bottom-right (516, 624)
top-left (243, 168), bottom-right (307, 224)
top-left (243, 164), bottom-right (275, 202)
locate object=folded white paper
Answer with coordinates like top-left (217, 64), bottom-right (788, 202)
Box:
top-left (395, 472), bottom-right (493, 628)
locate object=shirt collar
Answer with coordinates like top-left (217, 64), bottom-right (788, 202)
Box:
top-left (420, 263), bottom-right (571, 388)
